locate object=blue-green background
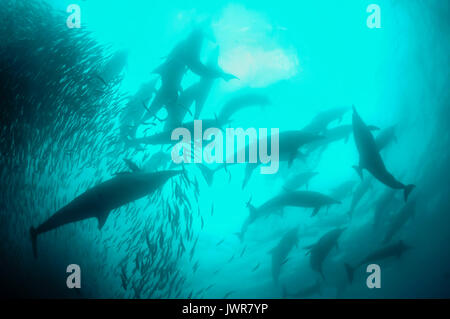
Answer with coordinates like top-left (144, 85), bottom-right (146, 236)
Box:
top-left (0, 0), bottom-right (449, 298)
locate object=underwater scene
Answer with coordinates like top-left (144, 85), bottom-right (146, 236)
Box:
top-left (0, 0), bottom-right (449, 299)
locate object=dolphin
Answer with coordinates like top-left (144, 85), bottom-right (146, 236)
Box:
top-left (282, 279), bottom-right (322, 298)
top-left (164, 46), bottom-right (221, 129)
top-left (277, 190), bottom-right (342, 217)
top-left (347, 176), bottom-right (373, 218)
top-left (352, 106), bottom-right (415, 201)
top-left (329, 180), bottom-right (357, 201)
top-left (142, 27), bottom-right (236, 123)
top-left (120, 78), bottom-right (158, 140)
top-left (237, 195), bottom-right (288, 241)
top-left (303, 106), bottom-right (350, 133)
top-left (344, 240), bottom-right (411, 283)
top-left (133, 118), bottom-right (226, 147)
top-left (238, 191), bottom-right (340, 240)
top-left (241, 130), bottom-right (324, 189)
top-left (270, 227), bottom-right (299, 284)
top-left (306, 124), bottom-right (378, 154)
top-left (277, 130), bottom-right (325, 166)
top-left (217, 88), bottom-right (271, 123)
top-left (283, 171), bottom-right (319, 190)
top-left (383, 198), bottom-right (416, 243)
top-left (304, 227), bottom-right (346, 278)
top-left (157, 27), bottom-right (236, 82)
top-left (29, 169), bottom-right (184, 258)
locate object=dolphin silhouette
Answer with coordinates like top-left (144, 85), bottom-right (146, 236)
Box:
top-left (344, 240), bottom-right (411, 283)
top-left (352, 106), bottom-right (415, 201)
top-left (237, 191), bottom-right (340, 241)
top-left (30, 169), bottom-right (183, 258)
top-left (270, 227), bottom-right (299, 284)
top-left (304, 227), bottom-right (346, 278)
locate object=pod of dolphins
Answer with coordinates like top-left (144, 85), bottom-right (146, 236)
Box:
top-left (5, 0), bottom-right (449, 299)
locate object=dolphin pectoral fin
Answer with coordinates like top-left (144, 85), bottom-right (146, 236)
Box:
top-left (352, 165), bottom-right (363, 180)
top-left (311, 207), bottom-right (320, 217)
top-left (97, 210), bottom-right (111, 230)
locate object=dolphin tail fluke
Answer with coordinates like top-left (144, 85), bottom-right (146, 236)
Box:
top-left (30, 226), bottom-right (38, 259)
top-left (344, 263), bottom-right (355, 283)
top-left (404, 184), bottom-right (415, 202)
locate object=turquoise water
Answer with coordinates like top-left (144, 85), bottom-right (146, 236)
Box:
top-left (0, 0), bottom-right (449, 298)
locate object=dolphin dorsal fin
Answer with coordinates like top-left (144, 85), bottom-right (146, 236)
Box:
top-left (97, 210), bottom-right (111, 230)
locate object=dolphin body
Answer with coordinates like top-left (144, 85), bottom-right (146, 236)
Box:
top-left (306, 124), bottom-right (379, 154)
top-left (164, 47), bottom-right (221, 130)
top-left (305, 227), bottom-right (346, 278)
top-left (344, 240), bottom-right (411, 283)
top-left (203, 130), bottom-right (322, 189)
top-left (29, 169), bottom-right (183, 258)
top-left (283, 171), bottom-right (319, 190)
top-left (303, 107), bottom-right (350, 133)
top-left (133, 118), bottom-right (225, 147)
top-left (383, 198), bottom-right (416, 244)
top-left (352, 106), bottom-right (415, 201)
top-left (270, 228), bottom-right (299, 284)
top-left (160, 27), bottom-right (236, 81)
top-left (282, 280), bottom-right (322, 299)
top-left (347, 176), bottom-right (373, 218)
top-left (329, 180), bottom-right (357, 201)
top-left (217, 88), bottom-right (271, 123)
top-left (238, 191), bottom-right (340, 241)
top-left (142, 27), bottom-right (237, 123)
top-left (120, 79), bottom-right (158, 140)
top-left (241, 130), bottom-right (324, 189)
